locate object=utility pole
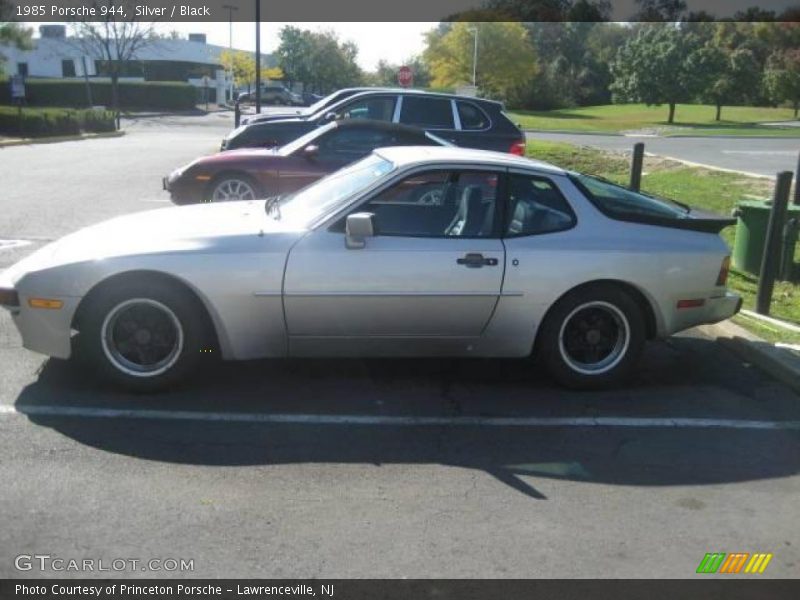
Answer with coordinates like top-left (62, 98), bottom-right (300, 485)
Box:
top-left (468, 26), bottom-right (478, 87)
top-left (756, 171), bottom-right (793, 315)
top-left (254, 0), bottom-right (261, 114)
top-left (222, 4), bottom-right (238, 103)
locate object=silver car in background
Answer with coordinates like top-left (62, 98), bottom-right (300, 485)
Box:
top-left (0, 147), bottom-right (741, 391)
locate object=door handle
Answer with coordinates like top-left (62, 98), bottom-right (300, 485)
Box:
top-left (457, 253), bottom-right (498, 268)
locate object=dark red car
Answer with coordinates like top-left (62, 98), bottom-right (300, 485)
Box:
top-left (164, 120), bottom-right (449, 204)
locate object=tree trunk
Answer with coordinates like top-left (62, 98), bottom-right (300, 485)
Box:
top-left (795, 101), bottom-right (798, 119)
top-left (716, 104), bottom-right (722, 121)
top-left (668, 102), bottom-right (676, 124)
top-left (111, 73), bottom-right (120, 131)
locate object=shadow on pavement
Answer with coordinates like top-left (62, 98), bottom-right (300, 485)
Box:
top-left (13, 335), bottom-right (800, 499)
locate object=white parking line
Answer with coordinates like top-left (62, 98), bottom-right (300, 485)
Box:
top-left (0, 239), bottom-right (32, 251)
top-left (1, 404), bottom-right (798, 430)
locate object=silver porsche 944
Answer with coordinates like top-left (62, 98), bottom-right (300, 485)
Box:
top-left (0, 146), bottom-right (741, 390)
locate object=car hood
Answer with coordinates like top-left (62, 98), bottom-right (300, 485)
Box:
top-left (195, 147), bottom-right (281, 165)
top-left (2, 201), bottom-right (305, 285)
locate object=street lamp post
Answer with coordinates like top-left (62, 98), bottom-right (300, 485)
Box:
top-left (222, 4), bottom-right (238, 103)
top-left (468, 26), bottom-right (478, 87)
top-left (255, 0), bottom-right (261, 114)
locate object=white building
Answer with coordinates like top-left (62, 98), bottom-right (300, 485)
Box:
top-left (1, 25), bottom-right (273, 103)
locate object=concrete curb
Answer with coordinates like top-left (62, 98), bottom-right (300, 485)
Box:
top-left (0, 130), bottom-right (125, 148)
top-left (699, 320), bottom-right (800, 394)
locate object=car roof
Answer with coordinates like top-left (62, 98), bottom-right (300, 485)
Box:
top-left (319, 89), bottom-right (503, 114)
top-left (373, 146), bottom-right (565, 176)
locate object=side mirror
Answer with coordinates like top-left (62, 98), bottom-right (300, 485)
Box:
top-left (323, 111), bottom-right (337, 123)
top-left (303, 144), bottom-right (319, 159)
top-left (345, 213), bottom-right (375, 249)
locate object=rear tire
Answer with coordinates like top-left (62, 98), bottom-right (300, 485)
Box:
top-left (76, 279), bottom-right (211, 392)
top-left (537, 284), bottom-right (645, 390)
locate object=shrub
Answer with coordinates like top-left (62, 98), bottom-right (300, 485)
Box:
top-left (0, 106), bottom-right (116, 137)
top-left (0, 79), bottom-right (196, 110)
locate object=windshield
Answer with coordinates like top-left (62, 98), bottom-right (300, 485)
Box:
top-left (279, 122), bottom-right (337, 156)
top-left (307, 92), bottom-right (339, 114)
top-left (307, 90), bottom-right (353, 114)
top-left (277, 154), bottom-right (395, 226)
top-left (570, 173), bottom-right (689, 220)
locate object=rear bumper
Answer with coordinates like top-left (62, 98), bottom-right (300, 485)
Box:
top-left (666, 292), bottom-right (743, 334)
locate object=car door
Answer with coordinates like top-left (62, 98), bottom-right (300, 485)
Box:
top-left (283, 167), bottom-right (505, 351)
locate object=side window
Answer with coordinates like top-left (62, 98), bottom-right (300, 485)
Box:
top-left (339, 97), bottom-right (396, 121)
top-left (400, 97), bottom-right (455, 129)
top-left (457, 102), bottom-right (490, 130)
top-left (251, 125), bottom-right (305, 147)
top-left (318, 129), bottom-right (393, 160)
top-left (353, 170), bottom-right (499, 238)
top-left (505, 174), bottom-right (576, 237)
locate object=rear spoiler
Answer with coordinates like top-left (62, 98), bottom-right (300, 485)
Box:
top-left (605, 212), bottom-right (736, 234)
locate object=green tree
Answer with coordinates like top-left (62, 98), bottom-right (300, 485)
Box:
top-left (610, 24), bottom-right (703, 124)
top-left (423, 21), bottom-right (537, 102)
top-left (275, 26), bottom-right (313, 89)
top-left (634, 0), bottom-right (687, 21)
top-left (0, 0), bottom-right (33, 75)
top-left (690, 45), bottom-right (759, 121)
top-left (765, 49), bottom-right (800, 118)
top-left (276, 27), bottom-right (362, 94)
top-left (367, 57), bottom-right (431, 88)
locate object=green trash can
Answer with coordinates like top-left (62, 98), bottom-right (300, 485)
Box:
top-left (732, 200), bottom-right (800, 276)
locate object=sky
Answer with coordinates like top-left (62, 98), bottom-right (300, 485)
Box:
top-left (23, 22), bottom-right (434, 71)
top-left (167, 22), bottom-right (436, 71)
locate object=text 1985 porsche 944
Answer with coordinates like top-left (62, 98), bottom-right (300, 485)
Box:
top-left (0, 147), bottom-right (741, 390)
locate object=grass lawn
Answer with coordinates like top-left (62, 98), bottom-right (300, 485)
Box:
top-left (509, 103), bottom-right (800, 137)
top-left (526, 138), bottom-right (800, 334)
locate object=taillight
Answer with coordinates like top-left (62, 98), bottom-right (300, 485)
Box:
top-left (716, 256), bottom-right (731, 286)
top-left (509, 140), bottom-right (526, 156)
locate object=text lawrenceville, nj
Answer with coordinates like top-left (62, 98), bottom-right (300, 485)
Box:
top-left (136, 5), bottom-right (211, 17)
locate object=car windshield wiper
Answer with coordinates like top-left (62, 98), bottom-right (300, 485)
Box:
top-left (264, 195), bottom-right (284, 220)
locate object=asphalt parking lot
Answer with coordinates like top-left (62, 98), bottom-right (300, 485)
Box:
top-left (0, 113), bottom-right (798, 579)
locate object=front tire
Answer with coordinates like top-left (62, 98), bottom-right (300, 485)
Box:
top-left (206, 174), bottom-right (261, 202)
top-left (76, 280), bottom-right (210, 392)
top-left (537, 284), bottom-right (645, 389)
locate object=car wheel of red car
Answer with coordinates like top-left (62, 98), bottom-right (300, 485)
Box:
top-left (207, 174), bottom-right (261, 203)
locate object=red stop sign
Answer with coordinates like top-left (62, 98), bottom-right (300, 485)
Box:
top-left (397, 66), bottom-right (413, 88)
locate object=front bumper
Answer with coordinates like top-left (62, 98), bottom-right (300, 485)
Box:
top-left (6, 294), bottom-right (81, 359)
top-left (163, 174), bottom-right (203, 205)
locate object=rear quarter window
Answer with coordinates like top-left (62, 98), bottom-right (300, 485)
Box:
top-left (570, 174), bottom-right (688, 221)
top-left (457, 102), bottom-right (490, 130)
